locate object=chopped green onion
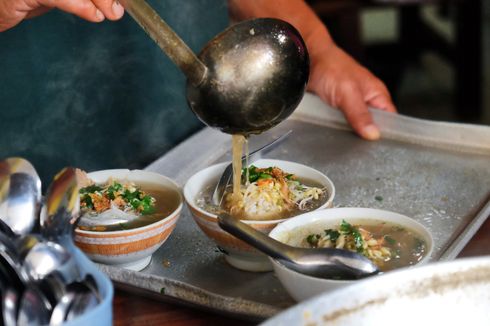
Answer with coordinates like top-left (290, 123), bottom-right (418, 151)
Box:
top-left (340, 220), bottom-right (364, 253)
top-left (306, 234), bottom-right (320, 246)
top-left (384, 235), bottom-right (396, 245)
top-left (324, 229), bottom-right (340, 241)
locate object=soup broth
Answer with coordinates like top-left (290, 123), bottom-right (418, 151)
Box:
top-left (301, 219), bottom-right (428, 272)
top-left (196, 177), bottom-right (328, 221)
top-left (78, 182), bottom-right (180, 232)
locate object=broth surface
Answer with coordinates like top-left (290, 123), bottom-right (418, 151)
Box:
top-left (301, 219), bottom-right (428, 272)
top-left (196, 178), bottom-right (328, 220)
top-left (78, 182), bottom-right (180, 232)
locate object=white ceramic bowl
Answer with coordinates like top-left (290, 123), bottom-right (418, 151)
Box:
top-left (183, 159), bottom-right (335, 272)
top-left (74, 169), bottom-right (183, 271)
top-left (268, 208), bottom-right (434, 302)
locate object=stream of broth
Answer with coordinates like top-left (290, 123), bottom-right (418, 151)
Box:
top-left (231, 134), bottom-right (247, 201)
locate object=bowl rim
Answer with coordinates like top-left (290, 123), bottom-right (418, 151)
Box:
top-left (75, 169), bottom-right (183, 236)
top-left (269, 207), bottom-right (434, 282)
top-left (183, 159), bottom-right (336, 225)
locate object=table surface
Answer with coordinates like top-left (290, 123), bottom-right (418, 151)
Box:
top-left (112, 216), bottom-right (490, 326)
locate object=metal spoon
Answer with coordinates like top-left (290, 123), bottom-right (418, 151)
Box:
top-left (0, 157), bottom-right (41, 235)
top-left (2, 287), bottom-right (19, 326)
top-left (16, 285), bottom-right (52, 326)
top-left (119, 0), bottom-right (309, 135)
top-left (212, 131), bottom-right (292, 206)
top-left (63, 276), bottom-right (100, 323)
top-left (40, 167), bottom-right (80, 242)
top-left (21, 240), bottom-right (80, 285)
top-left (0, 232), bottom-right (28, 326)
top-left (218, 213), bottom-right (379, 280)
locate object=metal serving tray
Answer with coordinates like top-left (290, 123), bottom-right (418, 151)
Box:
top-left (98, 94), bottom-right (490, 321)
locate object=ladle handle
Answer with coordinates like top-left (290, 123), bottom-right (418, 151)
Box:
top-left (217, 213), bottom-right (295, 261)
top-left (119, 0), bottom-right (207, 85)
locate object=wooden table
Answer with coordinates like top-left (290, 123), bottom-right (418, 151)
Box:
top-left (113, 217), bottom-right (490, 326)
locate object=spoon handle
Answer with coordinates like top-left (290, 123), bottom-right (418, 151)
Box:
top-left (217, 213), bottom-right (294, 261)
top-left (119, 0), bottom-right (207, 85)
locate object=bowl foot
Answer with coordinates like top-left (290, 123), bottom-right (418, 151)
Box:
top-left (110, 256), bottom-right (152, 271)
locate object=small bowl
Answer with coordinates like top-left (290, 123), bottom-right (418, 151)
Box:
top-left (183, 159), bottom-right (335, 272)
top-left (74, 169), bottom-right (183, 271)
top-left (268, 208), bottom-right (434, 301)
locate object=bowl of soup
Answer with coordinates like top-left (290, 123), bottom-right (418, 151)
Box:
top-left (268, 207), bottom-right (433, 301)
top-left (183, 159), bottom-right (335, 272)
top-left (74, 169), bottom-right (183, 271)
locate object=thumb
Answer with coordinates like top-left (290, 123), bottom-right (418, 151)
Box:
top-left (338, 84), bottom-right (381, 141)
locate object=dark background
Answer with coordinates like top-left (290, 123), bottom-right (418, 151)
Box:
top-left (309, 0), bottom-right (490, 126)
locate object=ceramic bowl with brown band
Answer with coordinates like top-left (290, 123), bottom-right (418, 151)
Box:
top-left (74, 169), bottom-right (183, 271)
top-left (183, 159), bottom-right (335, 272)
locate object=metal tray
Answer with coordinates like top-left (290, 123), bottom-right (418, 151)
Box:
top-left (97, 94), bottom-right (490, 321)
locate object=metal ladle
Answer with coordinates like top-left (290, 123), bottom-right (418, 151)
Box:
top-left (119, 0), bottom-right (309, 135)
top-left (218, 213), bottom-right (379, 280)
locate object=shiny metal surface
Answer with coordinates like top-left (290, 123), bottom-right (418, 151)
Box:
top-left (212, 130), bottom-right (292, 205)
top-left (119, 0), bottom-right (308, 134)
top-left (64, 280), bottom-right (100, 322)
top-left (0, 219), bottom-right (16, 238)
top-left (50, 279), bottom-right (100, 325)
top-left (0, 157), bottom-right (41, 235)
top-left (40, 167), bottom-right (79, 241)
top-left (22, 241), bottom-right (80, 284)
top-left (2, 287), bottom-right (18, 326)
top-left (218, 213), bottom-right (378, 280)
top-left (49, 290), bottom-right (75, 325)
top-left (17, 286), bottom-right (52, 326)
top-left (0, 163), bottom-right (107, 324)
top-left (187, 18), bottom-right (309, 134)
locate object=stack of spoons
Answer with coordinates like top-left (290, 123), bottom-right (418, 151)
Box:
top-left (0, 158), bottom-right (101, 325)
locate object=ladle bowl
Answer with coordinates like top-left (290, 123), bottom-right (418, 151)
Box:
top-left (120, 0), bottom-right (309, 135)
top-left (186, 18), bottom-right (309, 134)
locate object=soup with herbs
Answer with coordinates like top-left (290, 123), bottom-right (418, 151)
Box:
top-left (302, 219), bottom-right (428, 272)
top-left (197, 164), bottom-right (328, 221)
top-left (77, 178), bottom-right (180, 232)
top-left (197, 134), bottom-right (328, 220)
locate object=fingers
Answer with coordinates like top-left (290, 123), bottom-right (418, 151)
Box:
top-left (39, 0), bottom-right (124, 22)
top-left (363, 79), bottom-right (397, 113)
top-left (25, 6), bottom-right (52, 19)
top-left (92, 0), bottom-right (124, 20)
top-left (367, 93), bottom-right (397, 114)
top-left (337, 82), bottom-right (381, 141)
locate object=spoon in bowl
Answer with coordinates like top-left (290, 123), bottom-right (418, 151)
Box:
top-left (218, 213), bottom-right (379, 280)
top-left (119, 0), bottom-right (309, 135)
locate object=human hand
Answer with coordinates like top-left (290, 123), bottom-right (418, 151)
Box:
top-left (0, 0), bottom-right (125, 32)
top-left (308, 44), bottom-right (397, 141)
